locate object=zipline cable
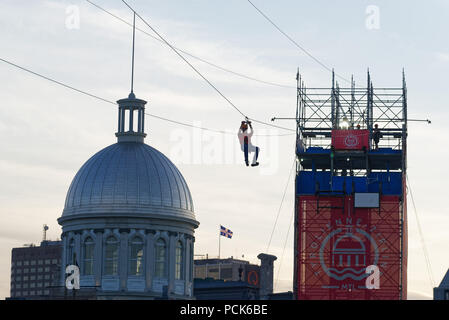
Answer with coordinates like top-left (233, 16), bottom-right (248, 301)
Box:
top-left (121, 0), bottom-right (244, 118)
top-left (121, 0), bottom-right (295, 133)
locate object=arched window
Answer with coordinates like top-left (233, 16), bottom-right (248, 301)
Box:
top-left (104, 236), bottom-right (119, 276)
top-left (67, 238), bottom-right (75, 265)
top-left (82, 237), bottom-right (95, 275)
top-left (129, 237), bottom-right (144, 276)
top-left (155, 239), bottom-right (166, 278)
top-left (175, 241), bottom-right (183, 280)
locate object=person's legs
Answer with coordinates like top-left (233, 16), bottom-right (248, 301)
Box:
top-left (243, 143), bottom-right (249, 166)
top-left (248, 144), bottom-right (259, 166)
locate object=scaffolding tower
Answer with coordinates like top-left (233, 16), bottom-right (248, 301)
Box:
top-left (290, 70), bottom-right (407, 300)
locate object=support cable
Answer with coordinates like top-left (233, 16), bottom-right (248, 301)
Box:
top-left (0, 57), bottom-right (294, 137)
top-left (86, 0), bottom-right (295, 89)
top-left (246, 0), bottom-right (350, 84)
top-left (0, 57), bottom-right (115, 105)
top-left (274, 199), bottom-right (295, 291)
top-left (266, 157), bottom-right (296, 253)
top-left (407, 173), bottom-right (435, 289)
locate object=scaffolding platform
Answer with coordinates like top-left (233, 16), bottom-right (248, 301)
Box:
top-left (297, 147), bottom-right (402, 171)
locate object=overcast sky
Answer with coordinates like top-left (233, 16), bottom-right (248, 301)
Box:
top-left (1, 0), bottom-right (448, 300)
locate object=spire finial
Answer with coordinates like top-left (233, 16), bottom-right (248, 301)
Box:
top-left (130, 11), bottom-right (136, 95)
top-left (115, 10), bottom-right (147, 143)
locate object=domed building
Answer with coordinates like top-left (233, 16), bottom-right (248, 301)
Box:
top-left (57, 92), bottom-right (199, 299)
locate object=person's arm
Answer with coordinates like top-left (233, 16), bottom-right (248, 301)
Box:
top-left (248, 122), bottom-right (253, 136)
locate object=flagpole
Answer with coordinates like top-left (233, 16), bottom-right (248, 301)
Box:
top-left (218, 225), bottom-right (221, 280)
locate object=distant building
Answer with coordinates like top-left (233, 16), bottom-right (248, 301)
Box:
top-left (194, 278), bottom-right (260, 300)
top-left (9, 241), bottom-right (62, 299)
top-left (193, 253), bottom-right (292, 300)
top-left (194, 257), bottom-right (260, 285)
top-left (434, 269), bottom-right (449, 300)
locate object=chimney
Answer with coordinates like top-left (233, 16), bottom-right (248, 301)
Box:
top-left (257, 253), bottom-right (277, 300)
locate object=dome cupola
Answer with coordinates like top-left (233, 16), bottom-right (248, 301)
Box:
top-left (115, 92), bottom-right (147, 143)
top-left (57, 12), bottom-right (198, 299)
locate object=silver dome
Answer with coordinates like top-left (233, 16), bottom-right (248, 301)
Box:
top-left (62, 142), bottom-right (194, 219)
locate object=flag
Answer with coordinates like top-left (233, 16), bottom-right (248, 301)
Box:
top-left (220, 225), bottom-right (233, 239)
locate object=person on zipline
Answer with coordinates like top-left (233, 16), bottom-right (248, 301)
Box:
top-left (238, 119), bottom-right (259, 167)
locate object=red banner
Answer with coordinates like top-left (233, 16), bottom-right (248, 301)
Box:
top-left (296, 195), bottom-right (405, 300)
top-left (331, 129), bottom-right (369, 150)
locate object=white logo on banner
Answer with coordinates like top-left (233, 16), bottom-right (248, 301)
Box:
top-left (344, 134), bottom-right (359, 147)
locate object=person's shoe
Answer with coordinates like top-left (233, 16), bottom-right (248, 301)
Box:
top-left (251, 162), bottom-right (259, 167)
top-left (245, 161), bottom-right (249, 167)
